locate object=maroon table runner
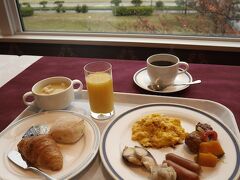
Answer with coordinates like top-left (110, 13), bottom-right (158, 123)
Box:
top-left (0, 56), bottom-right (239, 132)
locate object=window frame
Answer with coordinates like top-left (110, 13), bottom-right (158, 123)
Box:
top-left (0, 0), bottom-right (239, 52)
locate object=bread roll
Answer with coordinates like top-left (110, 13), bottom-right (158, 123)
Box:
top-left (49, 116), bottom-right (85, 144)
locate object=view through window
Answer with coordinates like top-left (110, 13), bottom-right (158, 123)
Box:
top-left (17, 0), bottom-right (240, 37)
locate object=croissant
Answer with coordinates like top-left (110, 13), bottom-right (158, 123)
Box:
top-left (17, 134), bottom-right (63, 171)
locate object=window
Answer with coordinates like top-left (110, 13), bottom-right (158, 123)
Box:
top-left (0, 0), bottom-right (239, 51)
top-left (17, 0), bottom-right (240, 37)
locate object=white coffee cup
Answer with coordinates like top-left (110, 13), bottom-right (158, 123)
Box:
top-left (23, 76), bottom-right (83, 110)
top-left (147, 54), bottom-right (189, 88)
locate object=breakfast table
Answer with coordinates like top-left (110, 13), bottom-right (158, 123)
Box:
top-left (0, 55), bottom-right (239, 179)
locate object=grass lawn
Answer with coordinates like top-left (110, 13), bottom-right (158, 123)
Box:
top-left (23, 12), bottom-right (215, 36)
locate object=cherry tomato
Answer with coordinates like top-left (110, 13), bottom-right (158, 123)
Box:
top-left (201, 130), bottom-right (218, 141)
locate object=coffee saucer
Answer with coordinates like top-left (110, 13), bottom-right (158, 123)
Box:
top-left (133, 67), bottom-right (193, 93)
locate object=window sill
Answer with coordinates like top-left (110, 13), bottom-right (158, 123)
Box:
top-left (0, 33), bottom-right (239, 52)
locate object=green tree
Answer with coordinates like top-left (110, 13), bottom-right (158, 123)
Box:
top-left (54, 0), bottom-right (64, 6)
top-left (39, 1), bottom-right (48, 8)
top-left (189, 0), bottom-right (240, 34)
top-left (131, 0), bottom-right (142, 6)
top-left (156, 1), bottom-right (164, 9)
top-left (81, 5), bottom-right (88, 13)
top-left (20, 3), bottom-right (34, 17)
top-left (54, 1), bottom-right (65, 13)
top-left (75, 5), bottom-right (81, 13)
top-left (75, 4), bottom-right (88, 13)
top-left (175, 0), bottom-right (189, 14)
top-left (111, 0), bottom-right (122, 6)
top-left (22, 2), bottom-right (31, 7)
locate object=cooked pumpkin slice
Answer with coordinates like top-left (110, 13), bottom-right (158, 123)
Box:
top-left (199, 141), bottom-right (225, 158)
top-left (197, 153), bottom-right (218, 167)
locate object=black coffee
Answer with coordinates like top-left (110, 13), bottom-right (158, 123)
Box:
top-left (151, 61), bottom-right (175, 66)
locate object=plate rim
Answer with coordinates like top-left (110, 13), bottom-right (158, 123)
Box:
top-left (100, 103), bottom-right (240, 180)
top-left (0, 110), bottom-right (101, 180)
top-left (133, 67), bottom-right (193, 93)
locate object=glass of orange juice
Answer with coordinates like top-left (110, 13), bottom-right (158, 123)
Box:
top-left (84, 61), bottom-right (114, 120)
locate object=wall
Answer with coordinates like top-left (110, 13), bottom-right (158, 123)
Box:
top-left (0, 42), bottom-right (240, 65)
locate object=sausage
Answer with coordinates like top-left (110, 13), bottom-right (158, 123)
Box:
top-left (163, 160), bottom-right (199, 180)
top-left (166, 153), bottom-right (201, 174)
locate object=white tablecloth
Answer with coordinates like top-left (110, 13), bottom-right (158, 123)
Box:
top-left (0, 55), bottom-right (42, 87)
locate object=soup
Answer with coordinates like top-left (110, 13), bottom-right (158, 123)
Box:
top-left (38, 82), bottom-right (68, 95)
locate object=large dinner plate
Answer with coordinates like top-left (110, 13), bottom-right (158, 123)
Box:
top-left (100, 103), bottom-right (240, 180)
top-left (0, 111), bottom-right (100, 180)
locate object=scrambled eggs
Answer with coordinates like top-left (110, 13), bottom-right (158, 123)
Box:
top-left (132, 113), bottom-right (187, 148)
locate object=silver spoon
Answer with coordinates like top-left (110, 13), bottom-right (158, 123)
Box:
top-left (148, 80), bottom-right (201, 91)
top-left (8, 150), bottom-right (56, 180)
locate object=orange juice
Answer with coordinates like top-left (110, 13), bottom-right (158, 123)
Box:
top-left (86, 72), bottom-right (114, 113)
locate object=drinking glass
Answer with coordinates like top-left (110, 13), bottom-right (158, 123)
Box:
top-left (84, 61), bottom-right (114, 120)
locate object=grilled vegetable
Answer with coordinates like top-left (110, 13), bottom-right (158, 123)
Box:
top-left (199, 141), bottom-right (225, 158)
top-left (197, 153), bottom-right (218, 167)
